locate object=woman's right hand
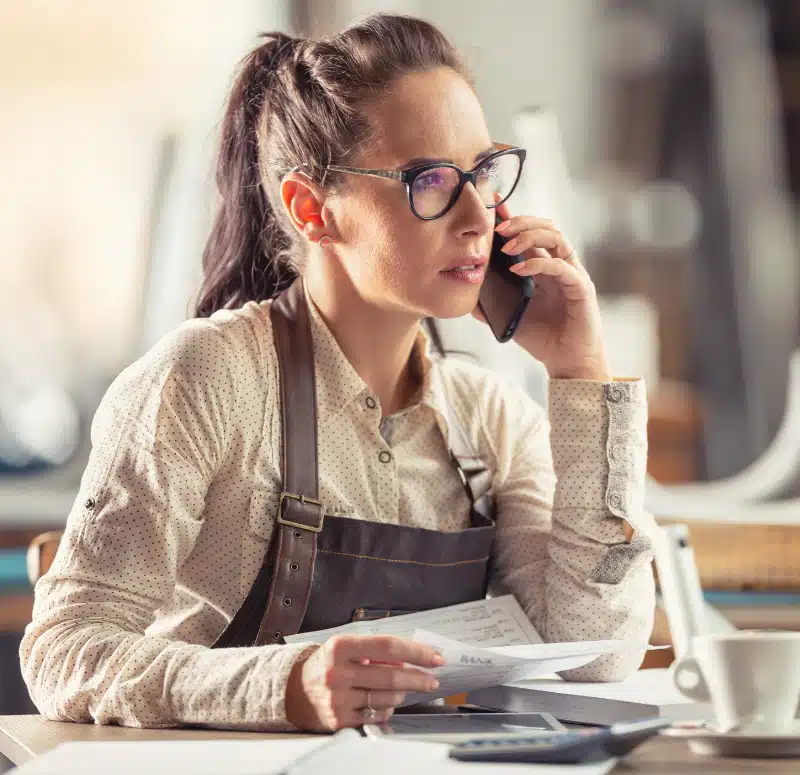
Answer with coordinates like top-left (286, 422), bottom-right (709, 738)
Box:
top-left (284, 635), bottom-right (445, 731)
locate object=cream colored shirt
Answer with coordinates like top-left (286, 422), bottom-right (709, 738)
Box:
top-left (20, 280), bottom-right (657, 731)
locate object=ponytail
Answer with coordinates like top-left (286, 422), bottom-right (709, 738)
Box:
top-left (195, 33), bottom-right (299, 318)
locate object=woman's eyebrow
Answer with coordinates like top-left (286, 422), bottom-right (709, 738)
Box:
top-left (399, 145), bottom-right (497, 169)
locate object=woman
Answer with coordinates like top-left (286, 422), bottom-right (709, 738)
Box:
top-left (20, 14), bottom-right (656, 732)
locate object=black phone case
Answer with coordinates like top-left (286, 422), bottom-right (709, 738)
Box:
top-left (477, 221), bottom-right (535, 343)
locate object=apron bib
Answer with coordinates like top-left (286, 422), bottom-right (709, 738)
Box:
top-left (212, 280), bottom-right (497, 648)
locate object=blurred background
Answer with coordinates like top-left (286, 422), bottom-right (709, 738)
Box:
top-left (0, 0), bottom-right (798, 713)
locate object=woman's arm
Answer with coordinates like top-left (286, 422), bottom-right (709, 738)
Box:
top-left (19, 320), bottom-right (313, 730)
top-left (487, 376), bottom-right (657, 682)
top-left (472, 206), bottom-right (657, 680)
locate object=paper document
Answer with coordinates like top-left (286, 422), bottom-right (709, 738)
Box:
top-left (403, 630), bottom-right (655, 705)
top-left (284, 595), bottom-right (543, 647)
top-left (294, 736), bottom-right (618, 775)
top-left (11, 739), bottom-right (330, 775)
top-left (287, 596), bottom-right (659, 703)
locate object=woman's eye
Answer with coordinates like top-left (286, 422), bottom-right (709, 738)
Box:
top-left (478, 160), bottom-right (499, 180)
top-left (418, 171), bottom-right (446, 188)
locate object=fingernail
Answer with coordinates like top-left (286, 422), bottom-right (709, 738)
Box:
top-left (509, 263), bottom-right (524, 273)
top-left (432, 654), bottom-right (445, 665)
top-left (495, 220), bottom-right (511, 232)
top-left (501, 238), bottom-right (519, 254)
top-left (429, 680), bottom-right (440, 691)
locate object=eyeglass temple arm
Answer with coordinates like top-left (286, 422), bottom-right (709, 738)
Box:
top-left (326, 165), bottom-right (404, 182)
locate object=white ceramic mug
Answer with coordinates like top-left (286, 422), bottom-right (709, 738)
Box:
top-left (672, 632), bottom-right (800, 735)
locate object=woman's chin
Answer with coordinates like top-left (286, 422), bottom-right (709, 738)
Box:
top-left (426, 296), bottom-right (480, 320)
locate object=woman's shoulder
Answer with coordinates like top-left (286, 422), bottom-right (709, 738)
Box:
top-left (101, 301), bottom-right (276, 421)
top-left (434, 354), bottom-right (548, 457)
top-left (133, 300), bottom-right (273, 380)
top-left (437, 353), bottom-right (545, 413)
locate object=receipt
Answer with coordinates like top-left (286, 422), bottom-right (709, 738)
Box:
top-left (284, 595), bottom-right (543, 647)
top-left (402, 630), bottom-right (653, 705)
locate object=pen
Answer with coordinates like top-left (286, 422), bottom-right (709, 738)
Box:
top-left (278, 727), bottom-right (363, 774)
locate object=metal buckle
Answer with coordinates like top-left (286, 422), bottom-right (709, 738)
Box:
top-left (277, 492), bottom-right (325, 533)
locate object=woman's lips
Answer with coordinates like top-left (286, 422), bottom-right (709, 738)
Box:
top-left (439, 261), bottom-right (488, 284)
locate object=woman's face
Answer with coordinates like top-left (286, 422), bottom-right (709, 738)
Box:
top-left (325, 66), bottom-right (497, 321)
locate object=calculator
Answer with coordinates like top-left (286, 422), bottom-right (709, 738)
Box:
top-left (448, 718), bottom-right (672, 764)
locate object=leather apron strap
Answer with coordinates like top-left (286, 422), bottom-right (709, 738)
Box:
top-left (212, 279), bottom-right (323, 648)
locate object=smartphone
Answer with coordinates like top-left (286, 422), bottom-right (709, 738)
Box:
top-left (477, 216), bottom-right (535, 343)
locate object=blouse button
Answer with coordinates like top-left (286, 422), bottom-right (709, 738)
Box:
top-left (608, 494), bottom-right (623, 510)
top-left (609, 387), bottom-right (624, 403)
top-left (378, 450), bottom-right (392, 464)
top-left (84, 497), bottom-right (96, 510)
top-left (365, 396), bottom-right (377, 409)
top-left (610, 444), bottom-right (623, 461)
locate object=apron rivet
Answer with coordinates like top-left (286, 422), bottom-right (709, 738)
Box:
top-left (293, 530), bottom-right (302, 539)
top-left (355, 608), bottom-right (365, 620)
top-left (290, 563), bottom-right (299, 571)
top-left (283, 597), bottom-right (292, 606)
top-left (273, 631), bottom-right (282, 641)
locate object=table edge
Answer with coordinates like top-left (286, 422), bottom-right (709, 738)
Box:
top-left (0, 720), bottom-right (35, 766)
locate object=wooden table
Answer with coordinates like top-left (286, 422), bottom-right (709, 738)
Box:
top-left (0, 715), bottom-right (306, 768)
top-left (1, 715), bottom-right (798, 773)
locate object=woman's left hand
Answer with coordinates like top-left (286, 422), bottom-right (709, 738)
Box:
top-left (476, 202), bottom-right (611, 382)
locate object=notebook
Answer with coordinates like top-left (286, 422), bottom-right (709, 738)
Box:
top-left (468, 667), bottom-right (713, 726)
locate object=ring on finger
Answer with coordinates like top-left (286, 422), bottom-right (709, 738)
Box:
top-left (362, 689), bottom-right (378, 722)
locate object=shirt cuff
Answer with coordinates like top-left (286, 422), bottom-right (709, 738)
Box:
top-left (548, 378), bottom-right (655, 542)
top-left (264, 643), bottom-right (319, 730)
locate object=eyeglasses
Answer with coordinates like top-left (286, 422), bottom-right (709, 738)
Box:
top-left (314, 144), bottom-right (526, 221)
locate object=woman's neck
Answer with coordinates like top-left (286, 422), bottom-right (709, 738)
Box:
top-left (304, 273), bottom-right (423, 417)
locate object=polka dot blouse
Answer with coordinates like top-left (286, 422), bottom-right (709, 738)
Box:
top-left (20, 279), bottom-right (657, 731)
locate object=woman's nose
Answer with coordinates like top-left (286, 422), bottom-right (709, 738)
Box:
top-left (452, 182), bottom-right (493, 236)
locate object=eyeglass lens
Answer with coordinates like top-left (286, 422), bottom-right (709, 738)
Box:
top-left (410, 153), bottom-right (521, 218)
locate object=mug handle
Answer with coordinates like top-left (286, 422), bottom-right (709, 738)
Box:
top-left (672, 656), bottom-right (712, 702)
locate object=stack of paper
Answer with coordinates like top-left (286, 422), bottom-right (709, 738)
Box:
top-left (469, 668), bottom-right (713, 726)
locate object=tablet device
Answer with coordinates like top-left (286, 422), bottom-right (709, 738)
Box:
top-left (363, 712), bottom-right (565, 744)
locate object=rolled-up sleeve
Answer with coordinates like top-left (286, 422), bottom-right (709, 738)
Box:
top-left (19, 321), bottom-right (313, 729)
top-left (489, 377), bottom-right (657, 681)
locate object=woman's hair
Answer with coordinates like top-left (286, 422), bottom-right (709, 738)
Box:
top-left (194, 13), bottom-right (469, 318)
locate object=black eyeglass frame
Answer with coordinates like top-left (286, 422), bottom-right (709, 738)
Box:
top-left (322, 144), bottom-right (527, 221)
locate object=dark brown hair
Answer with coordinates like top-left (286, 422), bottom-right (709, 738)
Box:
top-left (194, 13), bottom-right (469, 318)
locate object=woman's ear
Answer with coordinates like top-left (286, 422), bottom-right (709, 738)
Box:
top-left (280, 172), bottom-right (333, 245)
